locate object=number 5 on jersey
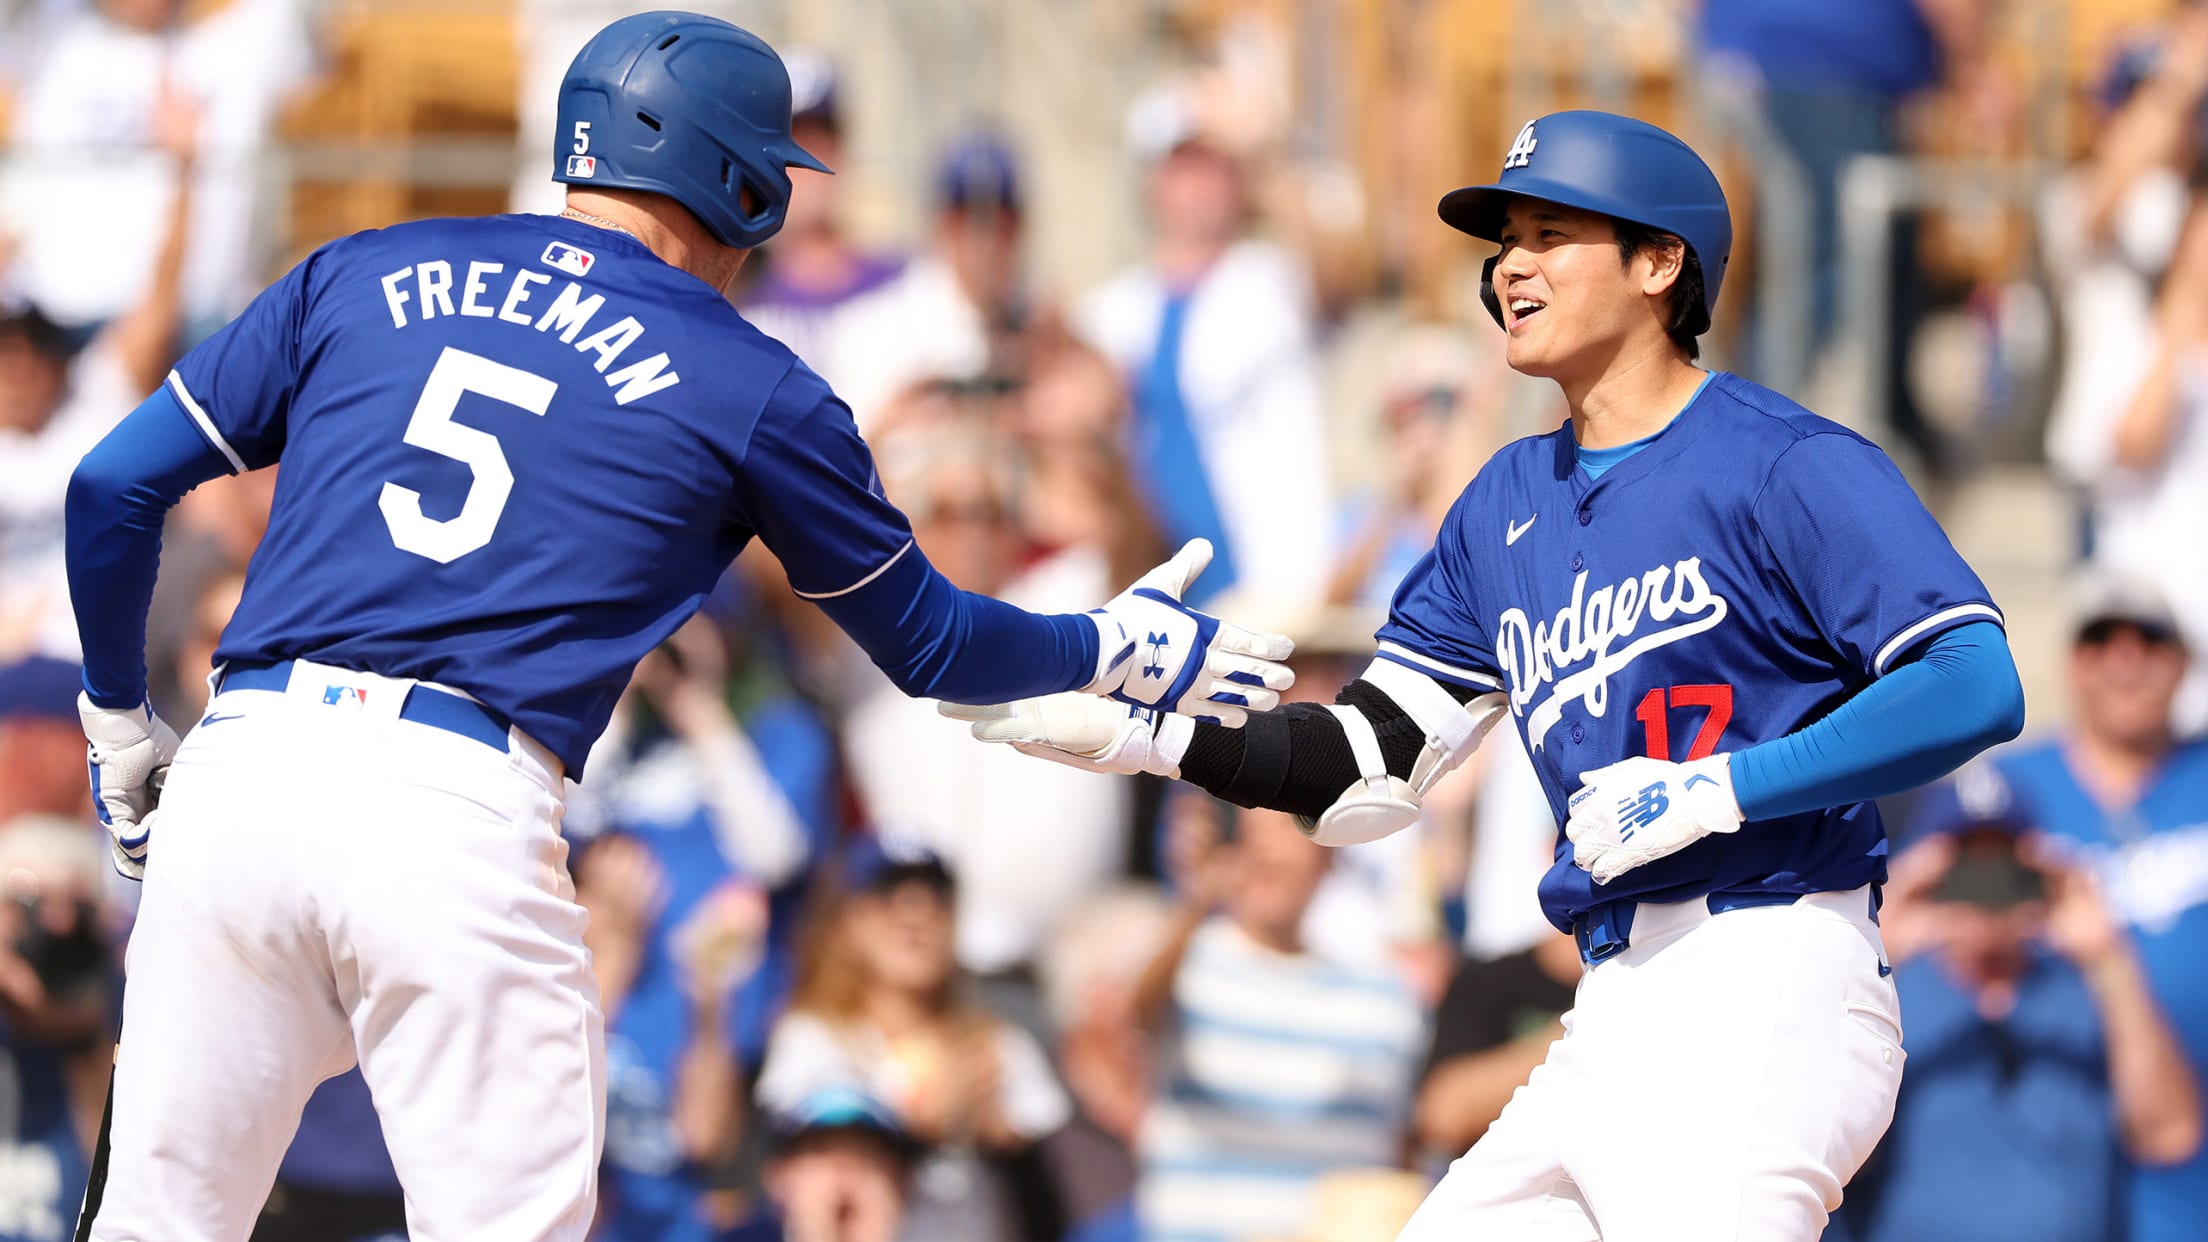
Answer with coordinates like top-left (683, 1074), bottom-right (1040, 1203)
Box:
top-left (379, 346), bottom-right (557, 564)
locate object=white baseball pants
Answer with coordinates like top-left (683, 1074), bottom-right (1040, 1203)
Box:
top-left (87, 669), bottom-right (604, 1241)
top-left (1396, 886), bottom-right (1904, 1242)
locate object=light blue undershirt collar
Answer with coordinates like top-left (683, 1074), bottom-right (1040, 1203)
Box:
top-left (1575, 370), bottom-right (1714, 480)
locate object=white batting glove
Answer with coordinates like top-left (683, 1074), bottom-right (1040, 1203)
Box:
top-left (79, 694), bottom-right (180, 880)
top-left (1083, 539), bottom-right (1294, 727)
top-left (941, 694), bottom-right (1194, 778)
top-left (1565, 754), bottom-right (1743, 886)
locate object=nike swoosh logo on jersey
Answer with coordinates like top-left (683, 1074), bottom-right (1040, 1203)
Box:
top-left (198, 712), bottom-right (244, 728)
top-left (1877, 960), bottom-right (1893, 978)
top-left (1506, 514), bottom-right (1538, 545)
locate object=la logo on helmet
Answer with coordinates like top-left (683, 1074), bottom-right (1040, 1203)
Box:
top-left (1503, 120), bottom-right (1538, 171)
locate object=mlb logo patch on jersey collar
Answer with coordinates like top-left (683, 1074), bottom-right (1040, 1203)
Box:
top-left (543, 241), bottom-right (595, 277)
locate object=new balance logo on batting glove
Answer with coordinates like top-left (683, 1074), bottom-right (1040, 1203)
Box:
top-left (1082, 539), bottom-right (1295, 727)
top-left (1565, 753), bottom-right (1742, 885)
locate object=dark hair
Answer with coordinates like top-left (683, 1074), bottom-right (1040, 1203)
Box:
top-left (1610, 220), bottom-right (1706, 360)
top-left (0, 304), bottom-right (71, 362)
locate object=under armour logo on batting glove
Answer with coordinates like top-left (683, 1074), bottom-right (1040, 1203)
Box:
top-left (1565, 753), bottom-right (1742, 886)
top-left (1083, 539), bottom-right (1294, 728)
top-left (79, 693), bottom-right (180, 880)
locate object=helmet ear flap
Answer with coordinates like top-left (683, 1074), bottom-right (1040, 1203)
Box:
top-left (1478, 255), bottom-right (1505, 329)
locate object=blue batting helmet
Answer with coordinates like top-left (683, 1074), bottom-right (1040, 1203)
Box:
top-left (553, 11), bottom-right (830, 249)
top-left (1439, 111), bottom-right (1730, 332)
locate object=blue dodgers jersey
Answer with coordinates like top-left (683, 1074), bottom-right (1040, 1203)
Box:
top-left (170, 215), bottom-right (912, 774)
top-left (1993, 736), bottom-right (2208, 1242)
top-left (1377, 372), bottom-right (2000, 928)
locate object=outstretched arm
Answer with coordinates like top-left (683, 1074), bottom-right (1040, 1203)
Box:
top-left (736, 373), bottom-right (1292, 719)
top-left (947, 655), bottom-right (1508, 847)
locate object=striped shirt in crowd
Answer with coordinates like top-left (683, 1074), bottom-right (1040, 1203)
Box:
top-left (1138, 918), bottom-right (1427, 1242)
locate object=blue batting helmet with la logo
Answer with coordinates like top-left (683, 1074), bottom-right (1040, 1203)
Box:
top-left (1438, 110), bottom-right (1732, 332)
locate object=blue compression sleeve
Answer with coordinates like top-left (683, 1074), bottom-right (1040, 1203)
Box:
top-left (1730, 620), bottom-right (2025, 820)
top-left (813, 540), bottom-right (1101, 703)
top-left (67, 387), bottom-right (234, 707)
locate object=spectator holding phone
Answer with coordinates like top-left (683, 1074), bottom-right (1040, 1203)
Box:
top-left (1963, 579), bottom-right (2208, 1242)
top-left (1836, 790), bottom-right (2200, 1241)
top-left (1830, 772), bottom-right (2203, 1242)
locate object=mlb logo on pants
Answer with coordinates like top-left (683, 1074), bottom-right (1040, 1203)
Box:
top-left (322, 685), bottom-right (370, 709)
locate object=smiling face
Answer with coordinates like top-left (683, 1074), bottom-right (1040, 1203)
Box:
top-left (2071, 620), bottom-right (2188, 751)
top-left (1490, 199), bottom-right (1684, 382)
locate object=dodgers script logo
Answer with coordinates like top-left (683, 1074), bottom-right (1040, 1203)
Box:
top-left (1496, 557), bottom-right (1730, 750)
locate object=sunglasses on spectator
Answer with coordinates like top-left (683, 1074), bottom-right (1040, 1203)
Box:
top-left (2077, 617), bottom-right (2182, 648)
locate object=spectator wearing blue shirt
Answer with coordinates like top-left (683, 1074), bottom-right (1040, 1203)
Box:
top-left (0, 814), bottom-right (119, 1242)
top-left (583, 605), bottom-right (838, 1072)
top-left (1830, 779), bottom-right (2202, 1242)
top-left (575, 830), bottom-right (766, 1242)
top-left (1976, 582), bottom-right (2208, 1242)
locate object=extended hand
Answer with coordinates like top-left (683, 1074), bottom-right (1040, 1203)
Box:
top-left (1565, 754), bottom-right (1742, 886)
top-left (1083, 539), bottom-right (1294, 727)
top-left (941, 693), bottom-right (1192, 778)
top-left (78, 694), bottom-right (180, 879)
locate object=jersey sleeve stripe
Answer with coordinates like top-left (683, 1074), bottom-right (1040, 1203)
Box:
top-left (1872, 603), bottom-right (2005, 676)
top-left (166, 370), bottom-right (246, 474)
top-left (790, 538), bottom-right (916, 601)
top-left (1375, 640), bottom-right (1503, 690)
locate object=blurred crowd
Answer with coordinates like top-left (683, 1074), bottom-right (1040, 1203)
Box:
top-left (2, 1), bottom-right (2208, 1241)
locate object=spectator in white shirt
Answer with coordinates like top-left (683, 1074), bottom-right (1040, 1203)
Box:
top-left (2043, 18), bottom-right (2208, 731)
top-left (1078, 129), bottom-right (1333, 613)
top-left (2, 0), bottom-right (312, 337)
top-left (841, 423), bottom-right (1131, 1005)
top-left (0, 83), bottom-right (195, 660)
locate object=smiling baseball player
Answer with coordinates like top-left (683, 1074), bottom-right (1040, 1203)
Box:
top-left (949, 110), bottom-right (2027, 1239)
top-left (60, 13), bottom-right (1290, 1240)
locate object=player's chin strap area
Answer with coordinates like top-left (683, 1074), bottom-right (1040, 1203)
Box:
top-left (1298, 658), bottom-right (1509, 846)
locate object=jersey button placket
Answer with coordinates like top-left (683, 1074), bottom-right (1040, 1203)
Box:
top-left (1571, 552), bottom-right (1584, 572)
top-left (1570, 724), bottom-right (1586, 744)
top-left (1578, 508), bottom-right (1592, 526)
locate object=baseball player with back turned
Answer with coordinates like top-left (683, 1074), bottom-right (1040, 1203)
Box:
top-left (61, 13), bottom-right (1293, 1241)
top-left (948, 111), bottom-right (2030, 1240)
